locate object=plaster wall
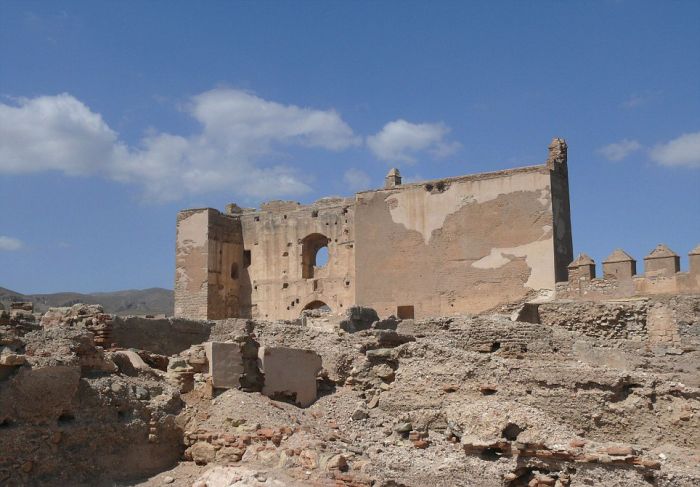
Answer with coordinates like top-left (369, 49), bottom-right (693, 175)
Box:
top-left (354, 166), bottom-right (564, 318)
top-left (174, 209), bottom-right (211, 319)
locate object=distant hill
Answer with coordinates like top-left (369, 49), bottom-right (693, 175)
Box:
top-left (0, 286), bottom-right (174, 316)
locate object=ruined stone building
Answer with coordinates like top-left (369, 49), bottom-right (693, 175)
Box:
top-left (175, 138), bottom-right (574, 321)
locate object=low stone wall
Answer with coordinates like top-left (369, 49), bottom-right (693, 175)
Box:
top-left (538, 300), bottom-right (648, 341)
top-left (111, 316), bottom-right (212, 356)
top-left (537, 296), bottom-right (700, 352)
top-left (453, 318), bottom-right (557, 355)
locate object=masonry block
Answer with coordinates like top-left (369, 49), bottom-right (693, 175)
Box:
top-left (602, 249), bottom-right (636, 280)
top-left (258, 346), bottom-right (322, 407)
top-left (204, 342), bottom-right (244, 389)
top-left (644, 244), bottom-right (680, 277)
top-left (112, 350), bottom-right (152, 377)
top-left (689, 244), bottom-right (700, 276)
top-left (567, 253), bottom-right (596, 281)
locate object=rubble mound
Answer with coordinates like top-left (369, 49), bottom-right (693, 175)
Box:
top-left (1, 296), bottom-right (698, 486)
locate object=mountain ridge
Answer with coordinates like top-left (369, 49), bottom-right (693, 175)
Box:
top-left (0, 286), bottom-right (174, 316)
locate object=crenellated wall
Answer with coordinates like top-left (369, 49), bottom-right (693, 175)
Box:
top-left (557, 244), bottom-right (700, 300)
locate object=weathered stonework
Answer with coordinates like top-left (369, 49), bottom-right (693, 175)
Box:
top-left (175, 139), bottom-right (574, 320)
top-left (559, 244), bottom-right (700, 301)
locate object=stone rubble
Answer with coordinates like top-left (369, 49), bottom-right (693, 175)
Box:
top-left (0, 294), bottom-right (698, 486)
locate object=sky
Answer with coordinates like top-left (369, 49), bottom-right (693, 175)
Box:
top-left (0, 0), bottom-right (698, 294)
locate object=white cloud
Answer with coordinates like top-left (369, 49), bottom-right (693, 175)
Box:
top-left (0, 236), bottom-right (23, 251)
top-left (0, 89), bottom-right (361, 201)
top-left (598, 139), bottom-right (642, 161)
top-left (650, 132), bottom-right (700, 168)
top-left (343, 168), bottom-right (372, 191)
top-left (0, 94), bottom-right (120, 175)
top-left (620, 91), bottom-right (660, 109)
top-left (621, 94), bottom-right (648, 109)
top-left (188, 89), bottom-right (360, 151)
top-left (367, 119), bottom-right (460, 163)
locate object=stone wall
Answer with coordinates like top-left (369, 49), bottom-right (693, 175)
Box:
top-left (558, 244), bottom-right (700, 301)
top-left (174, 209), bottom-right (247, 320)
top-left (354, 157), bottom-right (570, 318)
top-left (238, 197), bottom-right (356, 320)
top-left (538, 295), bottom-right (700, 353)
top-left (174, 209), bottom-right (210, 319)
top-left (111, 316), bottom-right (212, 356)
top-left (175, 139), bottom-right (574, 321)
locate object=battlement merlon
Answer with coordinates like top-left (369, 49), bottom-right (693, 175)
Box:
top-left (560, 243), bottom-right (700, 301)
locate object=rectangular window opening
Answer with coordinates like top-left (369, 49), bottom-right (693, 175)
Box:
top-left (397, 305), bottom-right (415, 320)
top-left (243, 250), bottom-right (252, 268)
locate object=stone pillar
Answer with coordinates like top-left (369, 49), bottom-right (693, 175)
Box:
top-left (567, 253), bottom-right (596, 281)
top-left (546, 137), bottom-right (567, 171)
top-left (602, 249), bottom-right (636, 280)
top-left (644, 244), bottom-right (680, 277)
top-left (385, 168), bottom-right (402, 188)
top-left (548, 137), bottom-right (573, 283)
top-left (689, 244), bottom-right (700, 276)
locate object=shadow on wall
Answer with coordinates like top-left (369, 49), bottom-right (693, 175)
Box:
top-left (111, 317), bottom-right (212, 356)
top-left (301, 233), bottom-right (330, 279)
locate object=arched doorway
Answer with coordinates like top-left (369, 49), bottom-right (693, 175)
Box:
top-left (302, 300), bottom-right (331, 313)
top-left (301, 233), bottom-right (329, 278)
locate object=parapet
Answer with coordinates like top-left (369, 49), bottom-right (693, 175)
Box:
top-left (602, 249), bottom-right (636, 280)
top-left (644, 244), bottom-right (680, 277)
top-left (259, 200), bottom-right (303, 212)
top-left (558, 243), bottom-right (700, 300)
top-left (567, 253), bottom-right (596, 280)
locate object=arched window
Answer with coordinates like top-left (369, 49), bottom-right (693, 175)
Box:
top-left (316, 246), bottom-right (329, 267)
top-left (301, 233), bottom-right (329, 278)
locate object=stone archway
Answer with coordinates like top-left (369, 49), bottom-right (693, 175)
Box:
top-left (302, 300), bottom-right (331, 313)
top-left (301, 233), bottom-right (329, 279)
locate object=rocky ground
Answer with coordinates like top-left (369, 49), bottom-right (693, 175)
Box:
top-left (1, 296), bottom-right (698, 486)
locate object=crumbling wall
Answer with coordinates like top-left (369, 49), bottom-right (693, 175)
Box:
top-left (354, 163), bottom-right (568, 318)
top-left (111, 316), bottom-right (212, 356)
top-left (0, 317), bottom-right (183, 486)
top-left (238, 197), bottom-right (356, 320)
top-left (174, 140), bottom-right (573, 321)
top-left (538, 296), bottom-right (700, 354)
top-left (174, 209), bottom-right (247, 320)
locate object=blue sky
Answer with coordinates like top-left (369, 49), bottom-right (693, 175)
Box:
top-left (1, 1), bottom-right (698, 294)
